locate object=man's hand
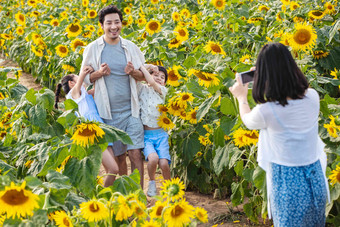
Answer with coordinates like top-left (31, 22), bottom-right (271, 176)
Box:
top-left (124, 61), bottom-right (135, 75)
top-left (99, 63), bottom-right (111, 77)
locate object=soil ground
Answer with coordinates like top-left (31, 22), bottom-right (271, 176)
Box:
top-left (0, 55), bottom-right (271, 227)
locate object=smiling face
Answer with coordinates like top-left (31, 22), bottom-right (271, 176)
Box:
top-left (101, 13), bottom-right (122, 45)
top-left (152, 71), bottom-right (166, 86)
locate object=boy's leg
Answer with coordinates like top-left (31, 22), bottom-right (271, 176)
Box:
top-left (159, 158), bottom-right (171, 180)
top-left (102, 146), bottom-right (119, 187)
top-left (147, 153), bottom-right (159, 181)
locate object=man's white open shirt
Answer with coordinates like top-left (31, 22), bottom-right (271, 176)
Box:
top-left (81, 35), bottom-right (145, 120)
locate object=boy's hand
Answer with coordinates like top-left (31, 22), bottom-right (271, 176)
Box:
top-left (124, 61), bottom-right (135, 75)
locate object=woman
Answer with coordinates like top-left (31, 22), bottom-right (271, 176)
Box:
top-left (229, 43), bottom-right (329, 226)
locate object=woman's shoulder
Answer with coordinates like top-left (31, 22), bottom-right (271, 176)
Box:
top-left (305, 88), bottom-right (319, 101)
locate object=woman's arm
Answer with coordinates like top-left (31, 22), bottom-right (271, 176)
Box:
top-left (71, 66), bottom-right (94, 99)
top-left (139, 65), bottom-right (163, 95)
top-left (229, 73), bottom-right (251, 118)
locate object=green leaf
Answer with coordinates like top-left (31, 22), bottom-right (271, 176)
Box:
top-left (220, 116), bottom-right (237, 136)
top-left (243, 168), bottom-right (254, 183)
top-left (25, 88), bottom-right (37, 105)
top-left (328, 20), bottom-right (340, 44)
top-left (25, 176), bottom-right (43, 188)
top-left (64, 99), bottom-right (78, 111)
top-left (45, 170), bottom-right (72, 189)
top-left (37, 89), bottom-right (55, 111)
top-left (234, 160), bottom-right (244, 176)
top-left (112, 175), bottom-right (141, 195)
top-left (101, 123), bottom-right (133, 145)
top-left (213, 145), bottom-right (229, 175)
top-left (220, 97), bottom-right (236, 116)
top-left (183, 56), bottom-right (196, 68)
top-left (231, 182), bottom-right (242, 206)
top-left (196, 91), bottom-right (220, 121)
top-left (213, 127), bottom-right (225, 148)
top-left (29, 105), bottom-right (47, 128)
top-left (253, 166), bottom-right (266, 192)
top-left (182, 132), bottom-right (200, 164)
top-left (65, 192), bottom-right (87, 210)
top-left (228, 147), bottom-right (242, 169)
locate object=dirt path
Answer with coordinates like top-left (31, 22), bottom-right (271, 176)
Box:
top-left (0, 55), bottom-right (269, 227)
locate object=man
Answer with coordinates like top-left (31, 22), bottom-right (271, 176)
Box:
top-left (80, 5), bottom-right (145, 188)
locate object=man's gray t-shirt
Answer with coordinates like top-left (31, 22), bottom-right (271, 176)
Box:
top-left (101, 40), bottom-right (131, 114)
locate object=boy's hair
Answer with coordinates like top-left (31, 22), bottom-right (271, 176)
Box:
top-left (252, 42), bottom-right (308, 106)
top-left (98, 5), bottom-right (123, 25)
top-left (54, 74), bottom-right (76, 109)
top-left (158, 66), bottom-right (168, 83)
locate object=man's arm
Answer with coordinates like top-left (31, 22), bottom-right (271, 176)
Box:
top-left (125, 61), bottom-right (145, 81)
top-left (89, 63), bottom-right (111, 83)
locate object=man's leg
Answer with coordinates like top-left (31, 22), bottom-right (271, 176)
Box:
top-left (128, 149), bottom-right (144, 188)
top-left (115, 153), bottom-right (128, 176)
top-left (102, 146), bottom-right (119, 187)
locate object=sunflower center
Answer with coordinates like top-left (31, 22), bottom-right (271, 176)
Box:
top-left (312, 11), bottom-right (323, 16)
top-left (171, 205), bottom-right (184, 217)
top-left (169, 71), bottom-right (179, 81)
top-left (63, 217), bottom-right (70, 226)
top-left (328, 6), bottom-right (333, 10)
top-left (59, 46), bottom-right (67, 53)
top-left (178, 29), bottom-right (186, 37)
top-left (216, 0), bottom-right (223, 7)
top-left (53, 21), bottom-right (59, 26)
top-left (244, 133), bottom-right (258, 140)
top-left (89, 203), bottom-right (100, 212)
top-left (73, 41), bottom-right (84, 49)
top-left (336, 172), bottom-right (340, 182)
top-left (293, 29), bottom-right (311, 45)
top-left (90, 12), bottom-right (95, 17)
top-left (1, 189), bottom-right (29, 205)
top-left (78, 128), bottom-right (96, 137)
top-left (156, 206), bottom-right (164, 216)
top-left (211, 44), bottom-right (221, 53)
top-left (69, 24), bottom-right (80, 33)
top-left (168, 184), bottom-right (180, 196)
top-left (149, 22), bottom-right (159, 31)
top-left (191, 112), bottom-right (197, 119)
top-left (163, 118), bottom-right (171, 124)
top-left (182, 95), bottom-right (190, 101)
top-left (293, 5), bottom-right (298, 9)
top-left (19, 15), bottom-right (24, 21)
top-left (195, 72), bottom-right (212, 81)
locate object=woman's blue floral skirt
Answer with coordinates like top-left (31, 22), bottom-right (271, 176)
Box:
top-left (270, 160), bottom-right (327, 227)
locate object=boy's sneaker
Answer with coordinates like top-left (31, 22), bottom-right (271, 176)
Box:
top-left (147, 180), bottom-right (157, 197)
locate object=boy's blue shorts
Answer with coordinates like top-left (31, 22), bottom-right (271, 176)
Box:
top-left (143, 128), bottom-right (171, 163)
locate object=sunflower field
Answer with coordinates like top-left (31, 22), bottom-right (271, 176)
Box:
top-left (1, 0), bottom-right (340, 225)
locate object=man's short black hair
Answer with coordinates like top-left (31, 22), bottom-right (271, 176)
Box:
top-left (98, 5), bottom-right (123, 24)
top-left (252, 42), bottom-right (309, 106)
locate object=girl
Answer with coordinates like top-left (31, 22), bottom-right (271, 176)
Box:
top-left (229, 43), bottom-right (329, 226)
top-left (55, 66), bottom-right (119, 187)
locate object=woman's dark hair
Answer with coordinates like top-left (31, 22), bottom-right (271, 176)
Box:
top-left (99, 5), bottom-right (123, 25)
top-left (54, 74), bottom-right (75, 109)
top-left (252, 42), bottom-right (308, 106)
top-left (158, 65), bottom-right (168, 83)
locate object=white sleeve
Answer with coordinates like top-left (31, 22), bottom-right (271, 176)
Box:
top-left (160, 86), bottom-right (168, 99)
top-left (241, 104), bottom-right (267, 130)
top-left (66, 87), bottom-right (86, 104)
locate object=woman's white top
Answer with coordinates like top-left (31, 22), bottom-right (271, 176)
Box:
top-left (138, 83), bottom-right (167, 128)
top-left (242, 88), bottom-right (329, 218)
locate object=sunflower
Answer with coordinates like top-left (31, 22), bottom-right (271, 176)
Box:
top-left (312, 50), bottom-right (329, 59)
top-left (60, 11), bottom-right (68, 20)
top-left (204, 41), bottom-right (226, 56)
top-left (158, 114), bottom-right (175, 130)
top-left (87, 10), bottom-right (97, 19)
top-left (131, 200), bottom-right (147, 219)
top-left (50, 19), bottom-right (60, 27)
top-left (24, 160), bottom-right (33, 168)
top-left (71, 122), bottom-right (105, 147)
top-left (188, 69), bottom-right (220, 88)
top-left (258, 5), bottom-right (269, 12)
top-left (0, 92), bottom-right (6, 100)
top-left (31, 45), bottom-right (43, 57)
top-left (83, 31), bottom-right (92, 38)
top-left (308, 10), bottom-right (325, 20)
top-left (115, 195), bottom-right (133, 221)
top-left (174, 26), bottom-right (189, 42)
top-left (163, 199), bottom-right (195, 227)
top-left (80, 200), bottom-right (109, 222)
top-left (177, 92), bottom-right (194, 105)
top-left (150, 200), bottom-right (167, 219)
top-left (55, 44), bottom-right (69, 58)
top-left (34, 38), bottom-right (47, 49)
top-left (276, 12), bottom-right (284, 22)
top-left (290, 1), bottom-right (300, 11)
top-left (168, 100), bottom-right (183, 116)
top-left (211, 0), bottom-right (226, 11)
top-left (324, 2), bottom-right (336, 15)
top-left (158, 104), bottom-right (169, 114)
top-left (330, 68), bottom-right (339, 80)
top-left (281, 0), bottom-right (290, 5)
top-left (198, 135), bottom-right (212, 146)
top-left (71, 38), bottom-right (86, 52)
top-left (16, 27), bottom-right (24, 36)
top-left (195, 207), bottom-right (208, 223)
top-left (141, 220), bottom-right (161, 227)
top-left (160, 178), bottom-right (185, 201)
top-left (172, 12), bottom-right (181, 21)
top-left (82, 0), bottom-right (89, 7)
top-left (239, 54), bottom-right (252, 64)
top-left (329, 164), bottom-right (340, 185)
top-left (247, 17), bottom-right (264, 24)
top-left (53, 210), bottom-right (73, 227)
top-left (0, 181), bottom-right (39, 218)
top-left (137, 17), bottom-right (147, 26)
top-left (293, 16), bottom-right (304, 23)
top-left (180, 8), bottom-right (191, 18)
top-left (167, 65), bottom-right (183, 86)
top-left (288, 22), bottom-right (317, 52)
top-left (145, 20), bottom-right (161, 35)
top-left (62, 64), bottom-right (76, 72)
top-left (324, 116), bottom-right (339, 138)
top-left (187, 108), bottom-right (199, 124)
top-left (15, 12), bottom-right (26, 26)
top-left (168, 38), bottom-right (183, 49)
top-left (0, 39), bottom-right (5, 47)
top-left (27, 0), bottom-right (37, 7)
top-left (232, 128), bottom-right (259, 148)
top-left (179, 110), bottom-right (188, 120)
top-left (66, 23), bottom-right (82, 38)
